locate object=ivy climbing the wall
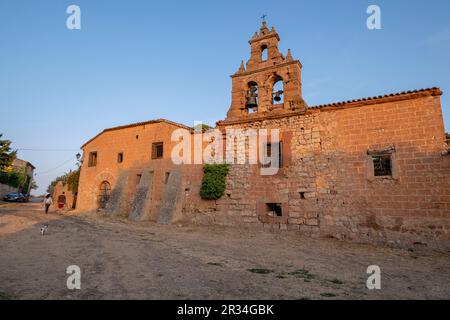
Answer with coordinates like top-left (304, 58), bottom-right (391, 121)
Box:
top-left (200, 164), bottom-right (230, 200)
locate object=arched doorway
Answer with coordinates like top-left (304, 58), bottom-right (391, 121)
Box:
top-left (98, 181), bottom-right (111, 209)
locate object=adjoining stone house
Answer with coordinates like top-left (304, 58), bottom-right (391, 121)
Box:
top-left (0, 159), bottom-right (35, 197)
top-left (77, 119), bottom-right (196, 222)
top-left (13, 159), bottom-right (35, 194)
top-left (78, 21), bottom-right (450, 250)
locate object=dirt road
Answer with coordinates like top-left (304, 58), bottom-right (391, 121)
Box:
top-left (0, 202), bottom-right (449, 300)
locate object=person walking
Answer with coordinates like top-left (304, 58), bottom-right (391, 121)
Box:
top-left (57, 192), bottom-right (67, 210)
top-left (43, 194), bottom-right (53, 214)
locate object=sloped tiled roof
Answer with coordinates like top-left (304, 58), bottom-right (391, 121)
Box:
top-left (309, 87), bottom-right (442, 109)
top-left (82, 88), bottom-right (443, 147)
top-left (81, 119), bottom-right (193, 148)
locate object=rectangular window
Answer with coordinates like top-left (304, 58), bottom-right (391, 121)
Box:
top-left (266, 203), bottom-right (283, 217)
top-left (152, 142), bottom-right (164, 159)
top-left (262, 142), bottom-right (283, 168)
top-left (88, 152), bottom-right (97, 167)
top-left (117, 153), bottom-right (123, 163)
top-left (372, 155), bottom-right (392, 177)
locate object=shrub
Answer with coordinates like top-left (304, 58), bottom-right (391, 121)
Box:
top-left (66, 168), bottom-right (80, 192)
top-left (200, 164), bottom-right (230, 200)
top-left (0, 169), bottom-right (26, 188)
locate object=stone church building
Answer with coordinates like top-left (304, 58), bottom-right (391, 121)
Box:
top-left (77, 21), bottom-right (450, 250)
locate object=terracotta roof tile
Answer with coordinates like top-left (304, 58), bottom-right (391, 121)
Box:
top-left (309, 87), bottom-right (442, 110)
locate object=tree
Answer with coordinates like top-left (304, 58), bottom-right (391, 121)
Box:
top-left (47, 153), bottom-right (81, 194)
top-left (0, 134), bottom-right (17, 170)
top-left (66, 168), bottom-right (80, 193)
top-left (30, 179), bottom-right (38, 191)
top-left (194, 123), bottom-right (213, 132)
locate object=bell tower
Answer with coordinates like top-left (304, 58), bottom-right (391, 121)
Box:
top-left (224, 19), bottom-right (307, 121)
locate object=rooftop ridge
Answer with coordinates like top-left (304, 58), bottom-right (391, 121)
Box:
top-left (81, 118), bottom-right (193, 149)
top-left (309, 87), bottom-right (442, 109)
top-left (218, 87), bottom-right (442, 126)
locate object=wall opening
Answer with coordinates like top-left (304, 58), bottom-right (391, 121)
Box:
top-left (300, 192), bottom-right (305, 199)
top-left (117, 152), bottom-right (123, 163)
top-left (262, 142), bottom-right (283, 168)
top-left (266, 203), bottom-right (282, 217)
top-left (88, 152), bottom-right (97, 167)
top-left (164, 172), bottom-right (170, 184)
top-left (152, 142), bottom-right (164, 159)
top-left (245, 81), bottom-right (258, 113)
top-left (367, 145), bottom-right (396, 179)
top-left (272, 77), bottom-right (284, 105)
top-left (372, 155), bottom-right (392, 177)
top-left (261, 45), bottom-right (268, 61)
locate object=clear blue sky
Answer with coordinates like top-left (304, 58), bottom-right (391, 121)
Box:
top-left (1, 0), bottom-right (449, 195)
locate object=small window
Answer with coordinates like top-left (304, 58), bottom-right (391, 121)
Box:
top-left (164, 172), bottom-right (170, 184)
top-left (117, 153), bottom-right (123, 163)
top-left (136, 174), bottom-right (142, 185)
top-left (152, 142), bottom-right (164, 159)
top-left (372, 155), bottom-right (392, 177)
top-left (262, 142), bottom-right (283, 168)
top-left (88, 152), bottom-right (97, 167)
top-left (266, 203), bottom-right (282, 217)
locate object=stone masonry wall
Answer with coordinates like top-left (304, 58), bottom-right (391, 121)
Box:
top-left (76, 93), bottom-right (449, 250)
top-left (185, 93), bottom-right (450, 250)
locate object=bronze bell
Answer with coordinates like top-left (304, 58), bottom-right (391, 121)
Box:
top-left (245, 96), bottom-right (258, 109)
top-left (245, 86), bottom-right (258, 109)
top-left (273, 90), bottom-right (284, 102)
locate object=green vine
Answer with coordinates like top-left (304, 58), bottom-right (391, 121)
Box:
top-left (200, 164), bottom-right (230, 200)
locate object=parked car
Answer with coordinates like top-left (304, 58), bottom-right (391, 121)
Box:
top-left (2, 193), bottom-right (28, 202)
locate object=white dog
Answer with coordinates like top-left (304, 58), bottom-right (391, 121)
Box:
top-left (40, 224), bottom-right (48, 236)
